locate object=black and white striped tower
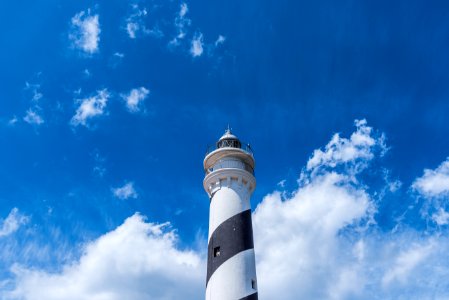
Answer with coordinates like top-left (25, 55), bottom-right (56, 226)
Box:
top-left (203, 128), bottom-right (258, 300)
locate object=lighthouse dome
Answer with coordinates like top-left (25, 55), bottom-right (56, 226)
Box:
top-left (217, 128), bottom-right (241, 149)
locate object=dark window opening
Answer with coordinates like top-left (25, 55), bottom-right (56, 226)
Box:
top-left (251, 279), bottom-right (257, 290)
top-left (213, 246), bottom-right (221, 257)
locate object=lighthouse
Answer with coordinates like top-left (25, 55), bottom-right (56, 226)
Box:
top-left (203, 128), bottom-right (258, 300)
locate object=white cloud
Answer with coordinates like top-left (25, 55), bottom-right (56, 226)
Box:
top-left (83, 69), bottom-right (91, 78)
top-left (0, 208), bottom-right (29, 237)
top-left (123, 87), bottom-right (149, 113)
top-left (190, 33), bottom-right (203, 57)
top-left (169, 3), bottom-right (191, 47)
top-left (252, 120), bottom-right (449, 299)
top-left (8, 116), bottom-right (18, 126)
top-left (432, 208), bottom-right (449, 225)
top-left (70, 89), bottom-right (109, 127)
top-left (91, 149), bottom-right (106, 178)
top-left (412, 158), bottom-right (449, 198)
top-left (108, 52), bottom-right (125, 69)
top-left (112, 182), bottom-right (138, 200)
top-left (6, 119), bottom-right (449, 299)
top-left (306, 119), bottom-right (386, 175)
top-left (382, 242), bottom-right (434, 287)
top-left (69, 10), bottom-right (100, 54)
top-left (25, 82), bottom-right (42, 102)
top-left (125, 5), bottom-right (148, 39)
top-left (179, 3), bottom-right (188, 18)
top-left (253, 172), bottom-right (374, 299)
top-left (215, 35), bottom-right (226, 46)
top-left (126, 22), bottom-right (139, 39)
top-left (23, 109), bottom-right (44, 126)
top-left (7, 214), bottom-right (204, 300)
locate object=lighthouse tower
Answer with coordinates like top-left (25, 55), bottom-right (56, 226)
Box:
top-left (203, 128), bottom-right (258, 300)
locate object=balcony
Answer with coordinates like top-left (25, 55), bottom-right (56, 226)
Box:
top-left (206, 158), bottom-right (254, 175)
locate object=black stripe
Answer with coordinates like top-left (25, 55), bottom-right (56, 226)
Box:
top-left (239, 292), bottom-right (258, 300)
top-left (206, 209), bottom-right (254, 286)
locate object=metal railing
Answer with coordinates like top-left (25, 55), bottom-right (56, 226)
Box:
top-left (205, 142), bottom-right (254, 156)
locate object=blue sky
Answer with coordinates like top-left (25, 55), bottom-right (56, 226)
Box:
top-left (1, 0), bottom-right (449, 299)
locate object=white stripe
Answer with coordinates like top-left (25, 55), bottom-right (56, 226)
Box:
top-left (206, 249), bottom-right (257, 300)
top-left (208, 185), bottom-right (250, 241)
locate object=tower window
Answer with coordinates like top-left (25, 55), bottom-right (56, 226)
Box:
top-left (251, 279), bottom-right (257, 290)
top-left (213, 246), bottom-right (221, 257)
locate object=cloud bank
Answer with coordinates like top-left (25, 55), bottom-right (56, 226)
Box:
top-left (6, 214), bottom-right (203, 300)
top-left (252, 120), bottom-right (449, 299)
top-left (5, 120), bottom-right (449, 299)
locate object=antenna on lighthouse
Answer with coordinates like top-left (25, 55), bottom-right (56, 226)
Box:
top-left (203, 129), bottom-right (258, 300)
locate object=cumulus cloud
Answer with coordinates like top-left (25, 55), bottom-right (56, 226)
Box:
top-left (252, 119), bottom-right (449, 299)
top-left (70, 89), bottom-right (109, 127)
top-left (112, 182), bottom-right (138, 200)
top-left (190, 32), bottom-right (203, 57)
top-left (413, 158), bottom-right (449, 198)
top-left (0, 208), bottom-right (29, 237)
top-left (6, 214), bottom-right (204, 300)
top-left (122, 87), bottom-right (149, 113)
top-left (306, 119), bottom-right (386, 176)
top-left (23, 109), bottom-right (44, 126)
top-left (412, 158), bottom-right (449, 226)
top-left (69, 10), bottom-right (100, 54)
top-left (6, 119), bottom-right (449, 299)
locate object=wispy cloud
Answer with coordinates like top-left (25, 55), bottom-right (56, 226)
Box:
top-left (70, 89), bottom-right (109, 127)
top-left (69, 10), bottom-right (100, 54)
top-left (0, 208), bottom-right (29, 237)
top-left (25, 82), bottom-right (43, 103)
top-left (125, 4), bottom-right (148, 39)
top-left (112, 182), bottom-right (138, 200)
top-left (22, 80), bottom-right (45, 126)
top-left (381, 243), bottom-right (434, 287)
top-left (108, 52), bottom-right (125, 69)
top-left (169, 2), bottom-right (191, 47)
top-left (122, 87), bottom-right (149, 113)
top-left (23, 108), bottom-right (44, 126)
top-left (214, 35), bottom-right (226, 46)
top-left (91, 149), bottom-right (106, 178)
top-left (179, 2), bottom-right (188, 18)
top-left (125, 4), bottom-right (163, 39)
top-left (8, 116), bottom-right (18, 126)
top-left (190, 32), bottom-right (203, 57)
